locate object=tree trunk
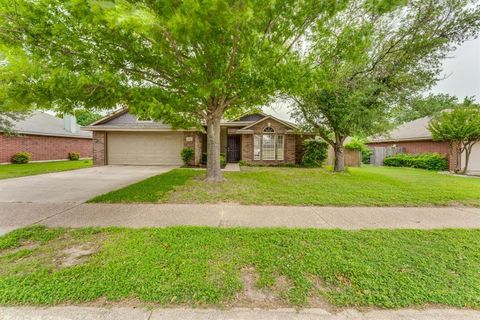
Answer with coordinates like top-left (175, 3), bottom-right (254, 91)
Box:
top-left (333, 134), bottom-right (346, 172)
top-left (205, 116), bottom-right (224, 182)
top-left (461, 143), bottom-right (475, 175)
top-left (455, 143), bottom-right (462, 173)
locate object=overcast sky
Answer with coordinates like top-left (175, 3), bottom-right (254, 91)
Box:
top-left (265, 37), bottom-right (480, 121)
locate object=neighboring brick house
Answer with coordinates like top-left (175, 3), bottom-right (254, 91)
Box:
top-left (367, 116), bottom-right (480, 174)
top-left (0, 111), bottom-right (93, 163)
top-left (83, 109), bottom-right (313, 166)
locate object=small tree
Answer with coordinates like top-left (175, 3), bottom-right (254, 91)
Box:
top-left (428, 105), bottom-right (480, 174)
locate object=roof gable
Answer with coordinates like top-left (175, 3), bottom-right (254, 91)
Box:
top-left (236, 113), bottom-right (266, 122)
top-left (240, 115), bottom-right (297, 130)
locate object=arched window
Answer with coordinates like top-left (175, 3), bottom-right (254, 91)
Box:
top-left (263, 127), bottom-right (275, 133)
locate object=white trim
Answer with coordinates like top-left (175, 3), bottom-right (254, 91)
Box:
top-left (240, 115), bottom-right (297, 130)
top-left (262, 134), bottom-right (276, 160)
top-left (254, 135), bottom-right (261, 160)
top-left (276, 135), bottom-right (284, 161)
top-left (236, 129), bottom-right (255, 134)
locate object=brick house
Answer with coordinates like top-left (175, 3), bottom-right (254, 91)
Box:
top-left (83, 109), bottom-right (313, 166)
top-left (0, 111), bottom-right (93, 163)
top-left (367, 116), bottom-right (480, 174)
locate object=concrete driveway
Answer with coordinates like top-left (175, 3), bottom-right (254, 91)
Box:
top-left (0, 165), bottom-right (175, 203)
top-left (0, 165), bottom-right (175, 235)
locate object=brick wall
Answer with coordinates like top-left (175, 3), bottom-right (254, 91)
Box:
top-left (0, 133), bottom-right (92, 163)
top-left (183, 132), bottom-right (203, 165)
top-left (92, 131), bottom-right (106, 166)
top-left (240, 118), bottom-right (298, 164)
top-left (241, 134), bottom-right (253, 162)
top-left (367, 140), bottom-right (459, 171)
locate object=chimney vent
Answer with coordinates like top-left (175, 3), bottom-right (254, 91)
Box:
top-left (63, 115), bottom-right (78, 133)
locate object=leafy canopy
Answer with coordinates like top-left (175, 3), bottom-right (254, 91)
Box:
top-left (0, 0), bottom-right (339, 127)
top-left (392, 94), bottom-right (460, 125)
top-left (429, 105), bottom-right (480, 144)
top-left (289, 0), bottom-right (480, 146)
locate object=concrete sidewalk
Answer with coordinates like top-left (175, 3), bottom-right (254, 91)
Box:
top-left (1, 307), bottom-right (479, 320)
top-left (1, 203), bottom-right (480, 235)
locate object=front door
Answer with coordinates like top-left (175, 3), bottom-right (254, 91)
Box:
top-left (227, 135), bottom-right (241, 162)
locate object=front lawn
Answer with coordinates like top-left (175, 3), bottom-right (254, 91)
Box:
top-left (90, 166), bottom-right (480, 206)
top-left (0, 226), bottom-right (479, 308)
top-left (0, 160), bottom-right (92, 180)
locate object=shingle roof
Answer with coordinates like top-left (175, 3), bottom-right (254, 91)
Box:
top-left (369, 116), bottom-right (432, 143)
top-left (84, 109), bottom-right (297, 131)
top-left (7, 111), bottom-right (92, 139)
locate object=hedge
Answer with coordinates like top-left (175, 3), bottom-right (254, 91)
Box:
top-left (383, 153), bottom-right (448, 171)
top-left (302, 139), bottom-right (328, 167)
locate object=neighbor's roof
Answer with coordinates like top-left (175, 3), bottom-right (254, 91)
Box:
top-left (5, 111), bottom-right (92, 139)
top-left (369, 116), bottom-right (432, 143)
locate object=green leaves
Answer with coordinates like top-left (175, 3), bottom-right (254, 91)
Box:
top-left (429, 106), bottom-right (480, 143)
top-left (0, 0), bottom-right (337, 127)
top-left (290, 0), bottom-right (480, 146)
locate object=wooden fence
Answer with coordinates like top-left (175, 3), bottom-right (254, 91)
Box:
top-left (326, 147), bottom-right (361, 167)
top-left (370, 146), bottom-right (406, 166)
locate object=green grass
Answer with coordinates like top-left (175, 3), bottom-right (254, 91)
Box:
top-left (0, 160), bottom-right (92, 180)
top-left (1, 226), bottom-right (480, 308)
top-left (91, 166), bottom-right (480, 206)
top-left (89, 168), bottom-right (202, 203)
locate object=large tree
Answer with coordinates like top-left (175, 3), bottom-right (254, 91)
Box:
top-left (0, 47), bottom-right (33, 133)
top-left (0, 0), bottom-right (335, 181)
top-left (392, 93), bottom-right (459, 125)
top-left (429, 100), bottom-right (480, 174)
top-left (289, 0), bottom-right (480, 171)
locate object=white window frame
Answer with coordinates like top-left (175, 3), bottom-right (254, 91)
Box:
top-left (276, 135), bottom-right (284, 160)
top-left (262, 133), bottom-right (276, 160)
top-left (254, 135), bottom-right (261, 160)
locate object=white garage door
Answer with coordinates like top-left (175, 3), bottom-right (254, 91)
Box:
top-left (465, 144), bottom-right (480, 174)
top-left (107, 132), bottom-right (184, 165)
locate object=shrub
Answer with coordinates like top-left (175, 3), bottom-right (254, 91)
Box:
top-left (238, 160), bottom-right (247, 166)
top-left (11, 152), bottom-right (31, 164)
top-left (220, 153), bottom-right (226, 167)
top-left (384, 153), bottom-right (448, 171)
top-left (345, 138), bottom-right (373, 164)
top-left (201, 152), bottom-right (226, 167)
top-left (68, 152), bottom-right (80, 161)
top-left (181, 147), bottom-right (195, 165)
top-left (302, 139), bottom-right (328, 167)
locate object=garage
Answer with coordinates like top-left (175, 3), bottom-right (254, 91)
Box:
top-left (464, 144), bottom-right (480, 175)
top-left (107, 131), bottom-right (184, 165)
